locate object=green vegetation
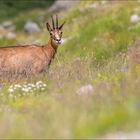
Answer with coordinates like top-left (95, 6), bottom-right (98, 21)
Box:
top-left (0, 1), bottom-right (140, 139)
top-left (0, 0), bottom-right (55, 21)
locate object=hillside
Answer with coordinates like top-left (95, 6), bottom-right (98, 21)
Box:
top-left (0, 0), bottom-right (140, 139)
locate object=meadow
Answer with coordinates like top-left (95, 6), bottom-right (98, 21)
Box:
top-left (0, 0), bottom-right (140, 138)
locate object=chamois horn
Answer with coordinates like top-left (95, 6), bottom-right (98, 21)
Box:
top-left (51, 15), bottom-right (55, 29)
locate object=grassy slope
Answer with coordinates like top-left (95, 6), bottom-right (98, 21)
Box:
top-left (0, 1), bottom-right (140, 138)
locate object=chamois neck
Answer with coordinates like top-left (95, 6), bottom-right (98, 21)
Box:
top-left (50, 38), bottom-right (58, 50)
top-left (47, 38), bottom-right (58, 52)
top-left (43, 38), bottom-right (58, 61)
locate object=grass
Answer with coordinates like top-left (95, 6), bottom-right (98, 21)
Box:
top-left (0, 0), bottom-right (140, 139)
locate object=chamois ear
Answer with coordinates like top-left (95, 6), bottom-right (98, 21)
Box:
top-left (46, 22), bottom-right (52, 32)
top-left (59, 21), bottom-right (66, 30)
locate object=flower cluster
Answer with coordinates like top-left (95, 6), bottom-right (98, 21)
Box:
top-left (8, 81), bottom-right (47, 98)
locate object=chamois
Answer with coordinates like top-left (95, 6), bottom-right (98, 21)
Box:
top-left (0, 15), bottom-right (65, 80)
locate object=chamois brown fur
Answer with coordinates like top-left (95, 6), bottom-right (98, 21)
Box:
top-left (0, 15), bottom-right (65, 80)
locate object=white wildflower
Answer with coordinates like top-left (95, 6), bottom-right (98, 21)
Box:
top-left (41, 88), bottom-right (45, 91)
top-left (22, 87), bottom-right (29, 93)
top-left (7, 81), bottom-right (47, 97)
top-left (8, 88), bottom-right (14, 93)
top-left (31, 84), bottom-right (36, 87)
top-left (27, 83), bottom-right (32, 86)
top-left (15, 84), bottom-right (21, 88)
top-left (27, 86), bottom-right (32, 90)
top-left (9, 85), bottom-right (14, 89)
top-left (36, 81), bottom-right (43, 85)
top-left (130, 14), bottom-right (140, 23)
top-left (43, 84), bottom-right (47, 87)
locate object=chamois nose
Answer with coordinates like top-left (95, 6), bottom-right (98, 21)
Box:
top-left (56, 39), bottom-right (61, 41)
top-left (56, 39), bottom-right (62, 44)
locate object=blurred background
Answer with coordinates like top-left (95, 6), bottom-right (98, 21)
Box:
top-left (0, 0), bottom-right (140, 139)
top-left (0, 0), bottom-right (75, 46)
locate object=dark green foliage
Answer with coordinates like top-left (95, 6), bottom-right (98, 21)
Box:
top-left (0, 0), bottom-right (55, 21)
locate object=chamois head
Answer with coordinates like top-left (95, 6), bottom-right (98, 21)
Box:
top-left (46, 15), bottom-right (65, 45)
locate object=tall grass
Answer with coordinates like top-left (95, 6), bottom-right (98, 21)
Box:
top-left (0, 0), bottom-right (140, 138)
